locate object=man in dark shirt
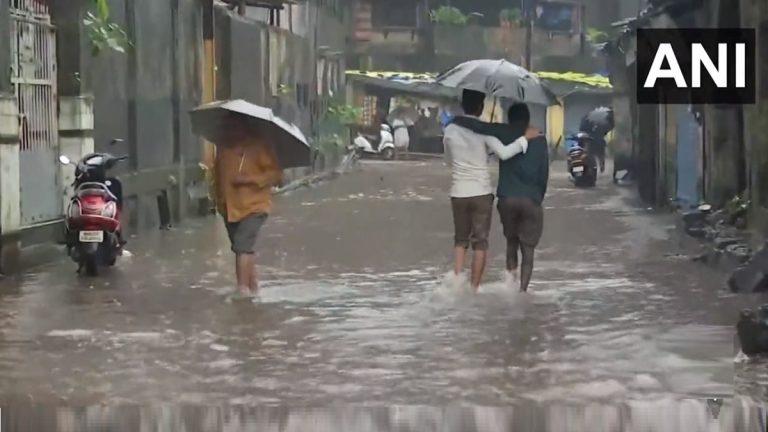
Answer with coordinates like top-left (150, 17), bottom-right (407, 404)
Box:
top-left (451, 103), bottom-right (549, 292)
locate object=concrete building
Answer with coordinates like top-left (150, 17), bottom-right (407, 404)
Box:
top-left (582, 0), bottom-right (646, 29)
top-left (0, 0), bottom-right (351, 273)
top-left (605, 0), bottom-right (768, 239)
top-left (347, 0), bottom-right (590, 73)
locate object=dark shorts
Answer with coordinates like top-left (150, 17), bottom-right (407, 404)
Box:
top-left (451, 194), bottom-right (494, 251)
top-left (497, 197), bottom-right (544, 247)
top-left (225, 213), bottom-right (268, 254)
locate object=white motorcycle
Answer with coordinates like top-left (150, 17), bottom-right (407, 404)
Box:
top-left (353, 124), bottom-right (396, 160)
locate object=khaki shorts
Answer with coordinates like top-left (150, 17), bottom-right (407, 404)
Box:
top-left (451, 194), bottom-right (494, 251)
top-left (497, 197), bottom-right (544, 247)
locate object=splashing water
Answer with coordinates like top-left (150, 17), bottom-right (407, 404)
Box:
top-left (434, 271), bottom-right (473, 300)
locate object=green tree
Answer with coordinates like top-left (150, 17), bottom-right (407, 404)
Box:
top-left (84, 0), bottom-right (131, 56)
top-left (586, 27), bottom-right (611, 45)
top-left (318, 101), bottom-right (361, 157)
top-left (430, 6), bottom-right (467, 26)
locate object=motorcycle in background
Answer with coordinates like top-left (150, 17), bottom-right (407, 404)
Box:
top-left (566, 132), bottom-right (598, 188)
top-left (59, 140), bottom-right (127, 276)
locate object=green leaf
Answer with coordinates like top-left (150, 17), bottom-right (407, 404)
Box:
top-left (83, 0), bottom-right (131, 57)
top-left (95, 0), bottom-right (110, 19)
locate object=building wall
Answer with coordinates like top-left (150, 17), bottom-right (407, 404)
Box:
top-left (547, 102), bottom-right (565, 147)
top-left (58, 0), bottom-right (206, 233)
top-left (349, 0), bottom-right (427, 71)
top-left (607, 0), bottom-right (764, 225)
top-left (581, 0), bottom-right (645, 29)
top-left (432, 23), bottom-right (582, 71)
top-left (216, 3), bottom-right (350, 173)
top-left (350, 0), bottom-right (587, 73)
top-left (742, 0), bottom-right (768, 236)
top-left (0, 0), bottom-right (9, 93)
top-left (0, 0), bottom-right (349, 270)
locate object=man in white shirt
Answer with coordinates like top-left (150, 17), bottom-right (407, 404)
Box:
top-left (443, 89), bottom-right (534, 291)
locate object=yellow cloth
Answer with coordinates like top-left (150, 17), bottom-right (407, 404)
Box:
top-left (214, 138), bottom-right (282, 223)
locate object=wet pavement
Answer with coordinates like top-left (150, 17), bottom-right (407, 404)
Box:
top-left (1, 160), bottom-right (768, 431)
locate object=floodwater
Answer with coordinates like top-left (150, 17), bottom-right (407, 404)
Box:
top-left (0, 160), bottom-right (767, 431)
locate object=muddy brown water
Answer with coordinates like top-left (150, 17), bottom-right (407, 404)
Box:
top-left (1, 160), bottom-right (767, 431)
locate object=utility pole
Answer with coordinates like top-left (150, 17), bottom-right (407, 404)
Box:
top-left (523, 0), bottom-right (534, 70)
top-left (202, 0), bottom-right (216, 174)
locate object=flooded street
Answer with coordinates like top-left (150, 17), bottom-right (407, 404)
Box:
top-left (1, 160), bottom-right (767, 431)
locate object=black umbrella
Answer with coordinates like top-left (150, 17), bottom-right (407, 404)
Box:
top-left (579, 106), bottom-right (614, 135)
top-left (434, 59), bottom-right (559, 106)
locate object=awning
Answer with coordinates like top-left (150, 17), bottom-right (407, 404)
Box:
top-left (346, 70), bottom-right (612, 101)
top-left (346, 71), bottom-right (458, 100)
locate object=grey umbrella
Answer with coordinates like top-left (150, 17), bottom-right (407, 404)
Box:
top-left (434, 59), bottom-right (559, 106)
top-left (190, 99), bottom-right (310, 169)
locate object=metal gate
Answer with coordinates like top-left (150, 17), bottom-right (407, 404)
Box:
top-left (9, 0), bottom-right (60, 226)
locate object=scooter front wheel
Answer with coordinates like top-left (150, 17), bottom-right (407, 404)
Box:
top-left (381, 147), bottom-right (395, 160)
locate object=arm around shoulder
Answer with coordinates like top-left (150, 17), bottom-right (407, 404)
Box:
top-left (486, 135), bottom-right (527, 160)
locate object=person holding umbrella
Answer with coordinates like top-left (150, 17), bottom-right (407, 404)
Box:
top-left (452, 103), bottom-right (548, 292)
top-left (191, 99), bottom-right (310, 300)
top-left (214, 112), bottom-right (283, 298)
top-left (443, 90), bottom-right (536, 291)
top-left (434, 59), bottom-right (558, 292)
top-left (579, 106), bottom-right (614, 174)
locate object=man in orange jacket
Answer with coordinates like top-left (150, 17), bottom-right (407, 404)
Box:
top-left (214, 114), bottom-right (283, 298)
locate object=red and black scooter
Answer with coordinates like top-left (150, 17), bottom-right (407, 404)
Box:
top-left (59, 141), bottom-right (127, 276)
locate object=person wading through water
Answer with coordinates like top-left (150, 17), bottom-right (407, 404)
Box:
top-left (443, 90), bottom-right (538, 291)
top-left (214, 113), bottom-right (283, 299)
top-left (452, 103), bottom-right (549, 292)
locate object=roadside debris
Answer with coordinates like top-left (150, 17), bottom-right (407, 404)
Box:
top-left (682, 198), bottom-right (754, 271)
top-left (729, 243), bottom-right (768, 293)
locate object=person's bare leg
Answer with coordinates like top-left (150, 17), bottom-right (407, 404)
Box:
top-left (470, 249), bottom-right (487, 291)
top-left (506, 237), bottom-right (520, 286)
top-left (520, 245), bottom-right (536, 292)
top-left (250, 256), bottom-right (259, 294)
top-left (235, 254), bottom-right (254, 296)
top-left (454, 246), bottom-right (467, 275)
top-left (506, 237), bottom-right (520, 271)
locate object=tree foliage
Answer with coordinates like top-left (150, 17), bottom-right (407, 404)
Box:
top-left (317, 100), bottom-right (362, 156)
top-left (430, 6), bottom-right (468, 26)
top-left (84, 0), bottom-right (132, 56)
top-left (586, 27), bottom-right (611, 45)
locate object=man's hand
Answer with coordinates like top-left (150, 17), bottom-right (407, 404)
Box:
top-left (524, 127), bottom-right (542, 139)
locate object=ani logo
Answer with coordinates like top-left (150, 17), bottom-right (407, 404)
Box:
top-left (636, 28), bottom-right (756, 104)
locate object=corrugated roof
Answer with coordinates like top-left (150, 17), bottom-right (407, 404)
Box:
top-left (345, 70), bottom-right (612, 89)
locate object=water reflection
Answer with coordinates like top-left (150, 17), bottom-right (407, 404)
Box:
top-left (0, 400), bottom-right (765, 432)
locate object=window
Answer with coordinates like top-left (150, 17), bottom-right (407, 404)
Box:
top-left (535, 2), bottom-right (577, 33)
top-left (372, 0), bottom-right (417, 28)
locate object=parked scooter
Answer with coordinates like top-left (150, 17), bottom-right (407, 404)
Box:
top-left (353, 124), bottom-right (396, 160)
top-left (59, 140), bottom-right (128, 276)
top-left (566, 132), bottom-right (598, 187)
